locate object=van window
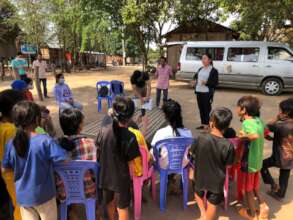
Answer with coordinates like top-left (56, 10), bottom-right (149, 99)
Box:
top-left (268, 47), bottom-right (293, 61)
top-left (228, 48), bottom-right (260, 62)
top-left (186, 47), bottom-right (224, 61)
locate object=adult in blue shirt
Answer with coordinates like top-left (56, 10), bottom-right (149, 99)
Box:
top-left (2, 101), bottom-right (68, 220)
top-left (53, 73), bottom-right (83, 112)
top-left (11, 52), bottom-right (29, 80)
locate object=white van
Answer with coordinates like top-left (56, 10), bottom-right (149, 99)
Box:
top-left (175, 41), bottom-right (293, 95)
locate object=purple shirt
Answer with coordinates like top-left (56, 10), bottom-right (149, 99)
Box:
top-left (155, 64), bottom-right (172, 89)
top-left (54, 83), bottom-right (73, 103)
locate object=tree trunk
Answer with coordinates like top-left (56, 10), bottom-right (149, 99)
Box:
top-left (35, 66), bottom-right (44, 101)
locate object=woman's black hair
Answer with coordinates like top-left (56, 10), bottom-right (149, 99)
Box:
top-left (202, 53), bottom-right (213, 66)
top-left (237, 96), bottom-right (261, 117)
top-left (12, 101), bottom-right (41, 158)
top-left (210, 107), bottom-right (233, 133)
top-left (59, 108), bottom-right (84, 151)
top-left (55, 73), bottom-right (64, 83)
top-left (0, 89), bottom-right (25, 119)
top-left (130, 70), bottom-right (146, 88)
top-left (162, 99), bottom-right (184, 136)
top-left (112, 96), bottom-right (135, 155)
top-left (280, 98), bottom-right (293, 119)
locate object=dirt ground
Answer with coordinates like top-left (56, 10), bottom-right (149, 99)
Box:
top-left (0, 66), bottom-right (292, 220)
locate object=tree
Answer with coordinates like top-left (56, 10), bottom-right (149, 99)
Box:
top-left (221, 0), bottom-right (293, 44)
top-left (15, 0), bottom-right (48, 48)
top-left (0, 0), bottom-right (18, 43)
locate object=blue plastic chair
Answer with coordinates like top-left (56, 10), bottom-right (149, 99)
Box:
top-left (110, 80), bottom-right (124, 99)
top-left (153, 137), bottom-right (194, 212)
top-left (54, 161), bottom-right (99, 220)
top-left (96, 81), bottom-right (112, 112)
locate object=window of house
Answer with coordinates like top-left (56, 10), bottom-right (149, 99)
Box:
top-left (268, 47), bottom-right (293, 61)
top-left (186, 47), bottom-right (224, 61)
top-left (228, 47), bottom-right (260, 62)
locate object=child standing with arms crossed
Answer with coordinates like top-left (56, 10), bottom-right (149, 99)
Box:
top-left (261, 98), bottom-right (293, 201)
top-left (2, 101), bottom-right (68, 220)
top-left (96, 97), bottom-right (141, 220)
top-left (237, 96), bottom-right (269, 220)
top-left (191, 107), bottom-right (235, 220)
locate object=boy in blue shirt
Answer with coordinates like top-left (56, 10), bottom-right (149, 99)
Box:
top-left (2, 101), bottom-right (68, 220)
top-left (11, 52), bottom-right (28, 80)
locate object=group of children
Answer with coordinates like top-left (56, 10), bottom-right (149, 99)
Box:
top-left (0, 70), bottom-right (292, 220)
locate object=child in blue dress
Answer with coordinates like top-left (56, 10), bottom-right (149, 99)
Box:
top-left (2, 101), bottom-right (68, 220)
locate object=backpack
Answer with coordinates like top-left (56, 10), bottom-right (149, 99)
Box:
top-left (98, 85), bottom-right (109, 97)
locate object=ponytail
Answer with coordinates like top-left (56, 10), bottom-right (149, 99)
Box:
top-left (111, 97), bottom-right (135, 156)
top-left (12, 101), bottom-right (41, 158)
top-left (58, 137), bottom-right (76, 151)
top-left (13, 127), bottom-right (30, 158)
top-left (112, 116), bottom-right (122, 155)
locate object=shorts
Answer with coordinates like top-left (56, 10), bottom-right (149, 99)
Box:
top-left (240, 171), bottom-right (260, 192)
top-left (103, 189), bottom-right (131, 209)
top-left (195, 190), bottom-right (224, 206)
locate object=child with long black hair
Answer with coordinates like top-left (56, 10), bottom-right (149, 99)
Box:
top-left (151, 99), bottom-right (192, 169)
top-left (96, 96), bottom-right (141, 220)
top-left (2, 101), bottom-right (68, 220)
top-left (56, 108), bottom-right (99, 220)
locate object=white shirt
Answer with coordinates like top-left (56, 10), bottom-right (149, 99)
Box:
top-left (33, 60), bottom-right (47, 79)
top-left (151, 125), bottom-right (193, 169)
top-left (196, 66), bottom-right (212, 93)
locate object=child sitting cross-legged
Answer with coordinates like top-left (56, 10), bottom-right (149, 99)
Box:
top-left (56, 108), bottom-right (100, 220)
top-left (2, 101), bottom-right (68, 220)
top-left (190, 107), bottom-right (235, 220)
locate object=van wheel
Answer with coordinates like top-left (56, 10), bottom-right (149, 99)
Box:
top-left (261, 78), bottom-right (283, 96)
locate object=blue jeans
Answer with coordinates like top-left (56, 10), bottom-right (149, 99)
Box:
top-left (59, 101), bottom-right (83, 112)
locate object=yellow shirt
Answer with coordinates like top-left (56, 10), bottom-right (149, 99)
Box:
top-left (0, 122), bottom-right (21, 220)
top-left (128, 127), bottom-right (151, 177)
top-left (0, 122), bottom-right (16, 161)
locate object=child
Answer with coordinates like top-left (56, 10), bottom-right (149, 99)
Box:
top-left (237, 96), bottom-right (269, 220)
top-left (53, 73), bottom-right (83, 112)
top-left (56, 108), bottom-right (99, 219)
top-left (2, 101), bottom-right (68, 220)
top-left (0, 89), bottom-right (24, 220)
top-left (261, 98), bottom-right (293, 201)
top-left (151, 99), bottom-right (192, 169)
top-left (191, 107), bottom-right (235, 220)
top-left (23, 77), bottom-right (34, 101)
top-left (96, 96), bottom-right (141, 220)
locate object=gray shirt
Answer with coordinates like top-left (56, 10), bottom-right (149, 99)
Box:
top-left (196, 66), bottom-right (212, 93)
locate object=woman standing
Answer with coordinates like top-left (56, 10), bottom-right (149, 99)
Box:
top-left (193, 54), bottom-right (218, 130)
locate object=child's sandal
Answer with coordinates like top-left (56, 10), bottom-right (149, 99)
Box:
top-left (259, 203), bottom-right (270, 220)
